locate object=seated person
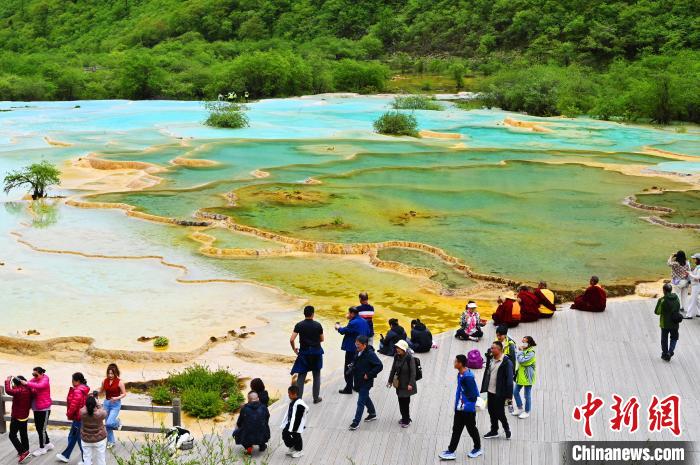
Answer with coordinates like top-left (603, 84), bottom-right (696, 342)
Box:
top-left (233, 392), bottom-right (271, 455)
top-left (410, 319), bottom-right (433, 353)
top-left (456, 301), bottom-right (483, 341)
top-left (571, 275), bottom-right (607, 312)
top-left (492, 291), bottom-right (521, 327)
top-left (533, 281), bottom-right (556, 318)
top-left (517, 286), bottom-right (541, 323)
top-left (378, 318), bottom-right (407, 356)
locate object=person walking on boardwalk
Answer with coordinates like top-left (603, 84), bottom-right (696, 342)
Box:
top-left (439, 354), bottom-right (483, 460)
top-left (687, 253), bottom-right (700, 319)
top-left (98, 363), bottom-right (125, 449)
top-left (80, 395), bottom-right (108, 465)
top-left (511, 336), bottom-right (537, 419)
top-left (481, 341), bottom-right (514, 440)
top-left (386, 340), bottom-right (417, 427)
top-left (56, 372), bottom-right (90, 464)
top-left (281, 385), bottom-right (308, 459)
top-left (290, 305), bottom-right (324, 404)
top-left (22, 367), bottom-right (53, 456)
top-left (233, 392), bottom-right (270, 455)
top-left (4, 375), bottom-right (32, 463)
top-left (655, 283), bottom-right (682, 361)
top-left (668, 251), bottom-right (691, 317)
top-left (349, 335), bottom-right (383, 430)
top-left (336, 306), bottom-right (370, 394)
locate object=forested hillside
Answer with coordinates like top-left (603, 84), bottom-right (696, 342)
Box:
top-left (0, 0), bottom-right (698, 122)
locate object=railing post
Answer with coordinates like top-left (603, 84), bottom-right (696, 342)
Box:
top-left (172, 398), bottom-right (181, 427)
top-left (0, 384), bottom-right (7, 434)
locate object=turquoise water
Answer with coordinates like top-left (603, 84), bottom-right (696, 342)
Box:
top-left (1, 96), bottom-right (699, 292)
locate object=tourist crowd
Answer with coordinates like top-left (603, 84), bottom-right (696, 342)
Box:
top-left (5, 250), bottom-right (698, 462)
top-left (4, 364), bottom-right (125, 464)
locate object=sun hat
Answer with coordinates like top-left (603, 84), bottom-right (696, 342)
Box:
top-left (467, 302), bottom-right (478, 309)
top-left (501, 290), bottom-right (517, 300)
top-left (692, 253), bottom-right (700, 259)
top-left (394, 340), bottom-right (409, 352)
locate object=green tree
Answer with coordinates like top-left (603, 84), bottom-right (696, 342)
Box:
top-left (3, 161), bottom-right (61, 200)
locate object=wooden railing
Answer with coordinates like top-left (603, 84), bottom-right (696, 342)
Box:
top-left (0, 386), bottom-right (181, 435)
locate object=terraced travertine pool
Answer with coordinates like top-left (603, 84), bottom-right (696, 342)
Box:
top-left (1, 96), bottom-right (699, 351)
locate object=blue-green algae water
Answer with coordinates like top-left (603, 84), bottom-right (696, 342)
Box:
top-left (1, 96), bottom-right (699, 315)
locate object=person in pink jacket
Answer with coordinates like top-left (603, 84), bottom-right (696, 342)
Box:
top-left (21, 367), bottom-right (54, 456)
top-left (56, 373), bottom-right (90, 464)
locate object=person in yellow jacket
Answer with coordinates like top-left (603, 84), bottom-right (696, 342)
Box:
top-left (511, 336), bottom-right (536, 419)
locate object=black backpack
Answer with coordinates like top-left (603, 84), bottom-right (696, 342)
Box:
top-left (414, 357), bottom-right (423, 381)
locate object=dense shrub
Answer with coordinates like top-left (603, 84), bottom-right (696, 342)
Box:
top-left (391, 95), bottom-right (443, 111)
top-left (203, 101), bottom-right (249, 129)
top-left (181, 389), bottom-right (224, 419)
top-left (373, 111), bottom-right (419, 136)
top-left (148, 364), bottom-right (244, 419)
top-left (149, 385), bottom-right (172, 405)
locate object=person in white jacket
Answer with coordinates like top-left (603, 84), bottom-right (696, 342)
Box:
top-left (668, 251), bottom-right (691, 316)
top-left (280, 385), bottom-right (308, 459)
top-left (687, 253), bottom-right (700, 319)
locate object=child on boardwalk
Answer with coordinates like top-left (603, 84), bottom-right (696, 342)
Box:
top-left (281, 385), bottom-right (308, 459)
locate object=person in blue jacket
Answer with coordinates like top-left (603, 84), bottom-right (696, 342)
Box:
top-left (336, 307), bottom-right (370, 394)
top-left (439, 354), bottom-right (483, 460)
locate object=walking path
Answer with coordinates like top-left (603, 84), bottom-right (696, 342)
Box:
top-left (2, 299), bottom-right (699, 464)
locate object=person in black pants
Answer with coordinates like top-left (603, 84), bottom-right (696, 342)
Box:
top-left (281, 386), bottom-right (308, 459)
top-left (5, 375), bottom-right (32, 463)
top-left (480, 341), bottom-right (514, 439)
top-left (439, 355), bottom-right (482, 460)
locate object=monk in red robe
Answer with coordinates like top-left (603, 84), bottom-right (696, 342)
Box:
top-left (492, 291), bottom-right (521, 327)
top-left (517, 286), bottom-right (541, 322)
top-left (533, 281), bottom-right (556, 318)
top-left (571, 276), bottom-right (607, 312)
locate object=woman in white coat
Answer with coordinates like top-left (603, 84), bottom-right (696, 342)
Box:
top-left (668, 251), bottom-right (691, 316)
top-left (687, 253), bottom-right (700, 319)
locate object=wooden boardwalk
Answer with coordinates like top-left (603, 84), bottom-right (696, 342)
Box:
top-left (2, 299), bottom-right (699, 464)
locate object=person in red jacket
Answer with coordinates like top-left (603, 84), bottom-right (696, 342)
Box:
top-left (517, 286), bottom-right (541, 323)
top-left (5, 375), bottom-right (32, 463)
top-left (571, 276), bottom-right (607, 312)
top-left (56, 373), bottom-right (90, 464)
top-left (23, 366), bottom-right (53, 456)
